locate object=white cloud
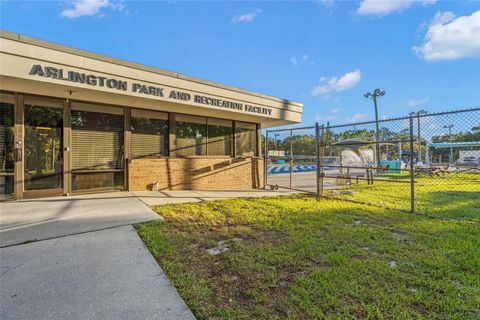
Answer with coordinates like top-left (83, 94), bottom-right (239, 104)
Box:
top-left (346, 113), bottom-right (367, 122)
top-left (416, 12), bottom-right (456, 39)
top-left (315, 115), bottom-right (336, 122)
top-left (413, 10), bottom-right (480, 61)
top-left (407, 97), bottom-right (430, 107)
top-left (315, 107), bottom-right (342, 122)
top-left (356, 0), bottom-right (436, 16)
top-left (290, 54), bottom-right (314, 66)
top-left (231, 9), bottom-right (262, 24)
top-left (430, 11), bottom-right (456, 26)
top-left (310, 70), bottom-right (362, 96)
top-left (317, 0), bottom-right (335, 8)
top-left (61, 0), bottom-right (124, 18)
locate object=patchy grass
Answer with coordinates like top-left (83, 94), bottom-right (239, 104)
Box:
top-left (325, 173), bottom-right (480, 221)
top-left (135, 195), bottom-right (480, 319)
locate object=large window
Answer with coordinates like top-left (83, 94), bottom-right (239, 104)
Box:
top-left (0, 93), bottom-right (15, 198)
top-left (175, 114), bottom-right (207, 156)
top-left (131, 109), bottom-right (168, 158)
top-left (71, 103), bottom-right (124, 192)
top-left (207, 118), bottom-right (233, 156)
top-left (235, 121), bottom-right (257, 157)
top-left (175, 115), bottom-right (256, 157)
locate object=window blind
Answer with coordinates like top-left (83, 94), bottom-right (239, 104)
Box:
top-left (131, 110), bottom-right (169, 158)
top-left (71, 110), bottom-right (124, 170)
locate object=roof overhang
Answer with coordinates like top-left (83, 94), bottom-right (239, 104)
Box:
top-left (0, 30), bottom-right (303, 128)
top-left (429, 142), bottom-right (480, 148)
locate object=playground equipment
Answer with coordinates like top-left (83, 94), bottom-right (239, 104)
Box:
top-left (359, 149), bottom-right (374, 167)
top-left (340, 150), bottom-right (363, 168)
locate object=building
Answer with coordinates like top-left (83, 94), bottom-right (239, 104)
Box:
top-left (0, 30), bottom-right (303, 200)
top-left (426, 141), bottom-right (480, 165)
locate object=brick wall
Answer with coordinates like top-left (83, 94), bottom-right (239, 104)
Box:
top-left (128, 157), bottom-right (264, 191)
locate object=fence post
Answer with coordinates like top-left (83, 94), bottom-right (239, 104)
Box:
top-left (289, 129), bottom-right (293, 189)
top-left (315, 123), bottom-right (320, 199)
top-left (409, 115), bottom-right (415, 213)
top-left (319, 125), bottom-right (325, 198)
top-left (264, 131), bottom-right (268, 189)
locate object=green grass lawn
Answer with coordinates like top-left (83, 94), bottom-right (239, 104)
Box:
top-left (324, 173), bottom-right (480, 221)
top-left (136, 195), bottom-right (480, 319)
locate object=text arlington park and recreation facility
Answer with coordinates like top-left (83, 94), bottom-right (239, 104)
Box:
top-left (0, 30), bottom-right (303, 200)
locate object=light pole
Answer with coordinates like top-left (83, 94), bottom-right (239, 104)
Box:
top-left (364, 88), bottom-right (385, 168)
top-left (274, 133), bottom-right (279, 150)
top-left (443, 124), bottom-right (454, 164)
top-left (409, 110), bottom-right (428, 164)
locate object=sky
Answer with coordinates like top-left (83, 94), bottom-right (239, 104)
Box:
top-left (0, 0), bottom-right (479, 128)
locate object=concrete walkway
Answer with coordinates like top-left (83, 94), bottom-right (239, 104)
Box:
top-left (0, 192), bottom-right (160, 247)
top-left (0, 225), bottom-right (195, 320)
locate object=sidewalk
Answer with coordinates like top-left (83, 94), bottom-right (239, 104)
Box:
top-left (0, 226), bottom-right (195, 320)
top-left (0, 192), bottom-right (160, 247)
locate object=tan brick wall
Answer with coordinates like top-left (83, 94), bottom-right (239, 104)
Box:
top-left (128, 157), bottom-right (264, 191)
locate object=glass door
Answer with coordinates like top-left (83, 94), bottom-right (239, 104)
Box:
top-left (0, 93), bottom-right (15, 200)
top-left (23, 97), bottom-right (64, 194)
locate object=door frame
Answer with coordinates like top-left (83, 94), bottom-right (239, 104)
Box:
top-left (0, 91), bottom-right (16, 200)
top-left (15, 94), bottom-right (66, 199)
top-left (8, 92), bottom-right (128, 200)
top-left (13, 92), bottom-right (23, 200)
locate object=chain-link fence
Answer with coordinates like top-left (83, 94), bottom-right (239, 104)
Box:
top-left (265, 108), bottom-right (480, 220)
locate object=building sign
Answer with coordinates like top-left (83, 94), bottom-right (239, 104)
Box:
top-left (28, 64), bottom-right (273, 116)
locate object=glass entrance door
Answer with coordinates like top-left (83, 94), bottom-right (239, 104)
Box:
top-left (0, 93), bottom-right (15, 200)
top-left (24, 98), bottom-right (63, 193)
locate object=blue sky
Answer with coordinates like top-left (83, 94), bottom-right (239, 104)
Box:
top-left (1, 0), bottom-right (479, 127)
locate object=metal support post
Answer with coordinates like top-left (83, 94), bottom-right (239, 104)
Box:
top-left (409, 116), bottom-right (415, 213)
top-left (264, 131), bottom-right (268, 189)
top-left (315, 123), bottom-right (320, 199)
top-left (417, 115), bottom-right (422, 164)
top-left (398, 142), bottom-right (402, 161)
top-left (425, 142), bottom-right (430, 168)
top-left (289, 129), bottom-right (293, 189)
top-left (319, 125), bottom-right (325, 198)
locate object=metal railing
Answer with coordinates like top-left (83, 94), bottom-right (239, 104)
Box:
top-left (265, 107), bottom-right (480, 219)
